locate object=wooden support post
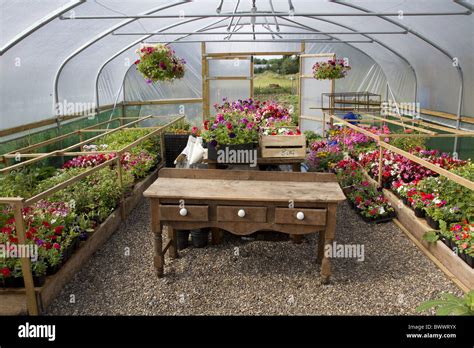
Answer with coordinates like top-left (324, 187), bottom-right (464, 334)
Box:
top-left (116, 155), bottom-right (126, 220)
top-left (160, 130), bottom-right (165, 166)
top-left (13, 203), bottom-right (39, 315)
top-left (201, 42), bottom-right (209, 120)
top-left (378, 144), bottom-right (383, 187)
top-left (78, 131), bottom-right (84, 152)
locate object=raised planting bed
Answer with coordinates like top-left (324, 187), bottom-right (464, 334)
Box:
top-left (362, 170), bottom-right (474, 291)
top-left (0, 167), bottom-right (160, 315)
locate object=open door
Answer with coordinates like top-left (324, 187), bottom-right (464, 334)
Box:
top-left (299, 53), bottom-right (335, 134)
top-left (204, 55), bottom-right (253, 118)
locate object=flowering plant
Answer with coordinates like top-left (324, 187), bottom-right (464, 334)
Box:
top-left (121, 149), bottom-right (156, 179)
top-left (312, 58), bottom-right (351, 80)
top-left (348, 186), bottom-right (395, 220)
top-left (201, 111), bottom-right (259, 147)
top-left (214, 98), bottom-right (262, 116)
top-left (0, 200), bottom-right (79, 281)
top-left (135, 44), bottom-right (185, 83)
top-left (62, 153), bottom-right (116, 169)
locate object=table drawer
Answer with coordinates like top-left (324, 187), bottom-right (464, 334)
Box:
top-left (217, 206), bottom-right (267, 223)
top-left (275, 208), bottom-right (326, 225)
top-left (159, 205), bottom-right (209, 221)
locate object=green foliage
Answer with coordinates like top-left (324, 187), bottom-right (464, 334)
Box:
top-left (47, 167), bottom-right (133, 223)
top-left (164, 120), bottom-right (192, 134)
top-left (101, 129), bottom-right (160, 155)
top-left (422, 230), bottom-right (440, 243)
top-left (280, 56), bottom-right (299, 74)
top-left (0, 166), bottom-right (57, 197)
top-left (303, 131), bottom-right (322, 146)
top-left (416, 291), bottom-right (474, 316)
top-left (391, 134), bottom-right (426, 151)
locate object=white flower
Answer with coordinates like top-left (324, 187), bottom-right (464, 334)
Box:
top-left (379, 207), bottom-right (386, 214)
top-left (51, 219), bottom-right (57, 224)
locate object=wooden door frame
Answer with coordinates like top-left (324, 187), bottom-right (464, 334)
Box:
top-left (299, 52), bottom-right (336, 128)
top-left (201, 43), bottom-right (305, 120)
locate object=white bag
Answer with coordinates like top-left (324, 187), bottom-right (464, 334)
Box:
top-left (174, 136), bottom-right (205, 168)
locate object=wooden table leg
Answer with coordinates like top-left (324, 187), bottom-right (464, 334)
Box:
top-left (317, 231), bottom-right (326, 264)
top-left (321, 204), bottom-right (337, 284)
top-left (168, 225), bottom-right (178, 259)
top-left (151, 200), bottom-right (164, 278)
top-left (211, 227), bottom-right (223, 245)
top-left (290, 234), bottom-right (303, 244)
top-left (154, 224), bottom-right (164, 278)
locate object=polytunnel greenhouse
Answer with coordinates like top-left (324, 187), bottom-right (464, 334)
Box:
top-left (0, 0), bottom-right (473, 343)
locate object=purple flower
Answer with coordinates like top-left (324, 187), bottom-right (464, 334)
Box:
top-left (146, 79), bottom-right (152, 84)
top-left (36, 239), bottom-right (44, 246)
top-left (229, 132), bottom-right (236, 138)
top-left (210, 140), bottom-right (218, 148)
top-left (159, 61), bottom-right (167, 70)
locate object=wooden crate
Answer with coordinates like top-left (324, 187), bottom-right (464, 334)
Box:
top-left (259, 134), bottom-right (306, 158)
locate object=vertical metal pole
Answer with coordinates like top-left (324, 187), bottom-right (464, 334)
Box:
top-left (122, 78), bottom-right (126, 120)
top-left (13, 203), bottom-right (39, 315)
top-left (453, 83), bottom-right (463, 155)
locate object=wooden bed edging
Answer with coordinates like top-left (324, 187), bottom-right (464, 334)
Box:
top-left (361, 171), bottom-right (474, 292)
top-left (0, 167), bottom-right (160, 315)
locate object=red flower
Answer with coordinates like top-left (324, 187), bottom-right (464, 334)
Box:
top-left (54, 226), bottom-right (64, 235)
top-left (6, 218), bottom-right (15, 225)
top-left (9, 237), bottom-right (18, 244)
top-left (203, 120), bottom-right (210, 130)
top-left (226, 122), bottom-right (233, 130)
top-left (0, 267), bottom-right (11, 278)
top-left (53, 243), bottom-right (60, 250)
top-left (1, 226), bottom-right (12, 234)
top-left (355, 196), bottom-right (363, 204)
top-left (42, 221), bottom-right (51, 228)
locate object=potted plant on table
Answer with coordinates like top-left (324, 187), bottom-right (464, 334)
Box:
top-left (201, 111), bottom-right (259, 163)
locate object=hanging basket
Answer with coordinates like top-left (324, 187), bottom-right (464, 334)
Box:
top-left (312, 58), bottom-right (351, 80)
top-left (135, 44), bottom-right (186, 83)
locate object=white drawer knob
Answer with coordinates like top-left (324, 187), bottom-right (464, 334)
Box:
top-left (296, 211), bottom-right (305, 220)
top-left (179, 208), bottom-right (188, 216)
top-left (238, 209), bottom-right (246, 218)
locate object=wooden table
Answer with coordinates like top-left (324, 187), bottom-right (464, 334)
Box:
top-left (143, 168), bottom-right (346, 283)
top-left (206, 157), bottom-right (305, 172)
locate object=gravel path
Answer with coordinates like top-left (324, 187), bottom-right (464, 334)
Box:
top-left (47, 198), bottom-right (462, 315)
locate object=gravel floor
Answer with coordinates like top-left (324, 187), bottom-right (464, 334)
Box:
top-left (47, 198), bottom-right (462, 315)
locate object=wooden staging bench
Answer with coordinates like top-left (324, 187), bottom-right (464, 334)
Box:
top-left (143, 168), bottom-right (346, 283)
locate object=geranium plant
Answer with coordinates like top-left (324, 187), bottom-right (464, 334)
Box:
top-left (312, 58), bottom-right (351, 80)
top-left (135, 44), bottom-right (185, 83)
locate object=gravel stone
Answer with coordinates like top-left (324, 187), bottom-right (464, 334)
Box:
top-left (46, 199), bottom-right (462, 315)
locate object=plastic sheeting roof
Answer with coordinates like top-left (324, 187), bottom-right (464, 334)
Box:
top-left (0, 0), bottom-right (473, 131)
